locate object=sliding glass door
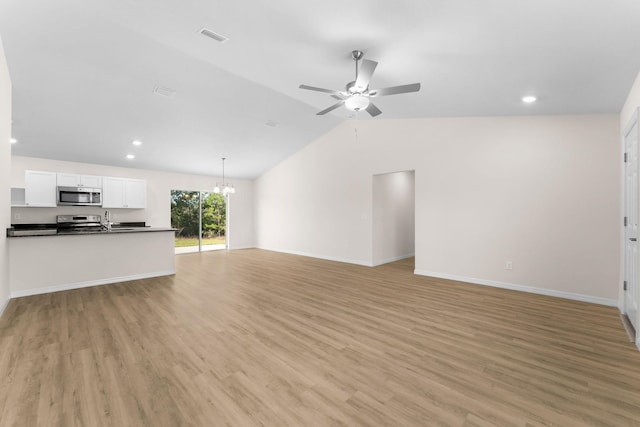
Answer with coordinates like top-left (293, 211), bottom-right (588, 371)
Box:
top-left (171, 190), bottom-right (226, 254)
top-left (201, 192), bottom-right (226, 251)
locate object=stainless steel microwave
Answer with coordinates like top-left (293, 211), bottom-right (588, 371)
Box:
top-left (57, 186), bottom-right (102, 206)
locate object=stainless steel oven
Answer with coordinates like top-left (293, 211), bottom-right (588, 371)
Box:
top-left (57, 186), bottom-right (102, 206)
top-left (56, 215), bottom-right (103, 233)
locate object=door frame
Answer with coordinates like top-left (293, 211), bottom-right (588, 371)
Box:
top-left (622, 107), bottom-right (640, 349)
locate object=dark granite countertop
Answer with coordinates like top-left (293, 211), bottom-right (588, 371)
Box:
top-left (7, 225), bottom-right (176, 238)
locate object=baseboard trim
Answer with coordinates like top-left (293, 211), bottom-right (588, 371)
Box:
top-left (372, 253), bottom-right (415, 267)
top-left (10, 270), bottom-right (176, 298)
top-left (228, 245), bottom-right (255, 250)
top-left (257, 247), bottom-right (372, 267)
top-left (0, 296), bottom-right (9, 319)
top-left (414, 269), bottom-right (618, 307)
top-left (620, 313), bottom-right (636, 342)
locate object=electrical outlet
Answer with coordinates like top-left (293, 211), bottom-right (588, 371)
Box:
top-left (505, 261), bottom-right (513, 270)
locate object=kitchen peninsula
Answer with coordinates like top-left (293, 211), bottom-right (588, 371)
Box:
top-left (8, 168), bottom-right (177, 298)
top-left (7, 225), bottom-right (176, 297)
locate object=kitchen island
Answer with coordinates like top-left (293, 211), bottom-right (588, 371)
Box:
top-left (8, 227), bottom-right (176, 297)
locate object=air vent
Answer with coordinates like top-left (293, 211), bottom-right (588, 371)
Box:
top-left (199, 28), bottom-right (229, 43)
top-left (153, 85), bottom-right (176, 98)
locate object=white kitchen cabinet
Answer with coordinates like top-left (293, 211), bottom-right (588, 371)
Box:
top-left (11, 187), bottom-right (26, 207)
top-left (102, 177), bottom-right (147, 208)
top-left (124, 179), bottom-right (147, 208)
top-left (24, 170), bottom-right (57, 207)
top-left (57, 173), bottom-right (102, 188)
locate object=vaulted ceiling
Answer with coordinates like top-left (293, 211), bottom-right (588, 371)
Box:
top-left (2, 0), bottom-right (640, 179)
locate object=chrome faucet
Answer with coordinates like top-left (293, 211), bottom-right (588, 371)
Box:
top-left (103, 210), bottom-right (112, 232)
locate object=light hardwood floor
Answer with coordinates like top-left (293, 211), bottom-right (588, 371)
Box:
top-left (1, 249), bottom-right (640, 426)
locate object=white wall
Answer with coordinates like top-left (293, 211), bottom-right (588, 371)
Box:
top-left (254, 126), bottom-right (374, 265)
top-left (372, 170), bottom-right (415, 266)
top-left (10, 156), bottom-right (254, 249)
top-left (622, 71), bottom-right (640, 130)
top-left (0, 35), bottom-right (11, 317)
top-left (255, 115), bottom-right (620, 305)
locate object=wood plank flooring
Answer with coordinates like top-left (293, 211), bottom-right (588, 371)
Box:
top-left (1, 249), bottom-right (640, 426)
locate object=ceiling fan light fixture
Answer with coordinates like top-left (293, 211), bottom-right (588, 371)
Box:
top-left (345, 94), bottom-right (370, 111)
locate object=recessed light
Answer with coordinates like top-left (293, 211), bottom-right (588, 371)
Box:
top-left (132, 140), bottom-right (143, 146)
top-left (522, 95), bottom-right (537, 103)
top-left (126, 154), bottom-right (135, 160)
top-left (10, 138), bottom-right (17, 144)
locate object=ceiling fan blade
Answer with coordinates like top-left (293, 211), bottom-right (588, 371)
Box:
top-left (299, 84), bottom-right (339, 95)
top-left (354, 59), bottom-right (378, 90)
top-left (331, 94), bottom-right (346, 100)
top-left (317, 101), bottom-right (345, 115)
top-left (365, 103), bottom-right (382, 117)
top-left (370, 82), bottom-right (421, 97)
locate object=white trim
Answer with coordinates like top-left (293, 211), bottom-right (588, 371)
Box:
top-left (414, 269), bottom-right (618, 307)
top-left (621, 108), bottom-right (640, 334)
top-left (372, 253), bottom-right (415, 267)
top-left (10, 270), bottom-right (176, 298)
top-left (618, 112), bottom-right (627, 319)
top-left (257, 246), bottom-right (373, 267)
top-left (0, 296), bottom-right (9, 319)
top-left (228, 245), bottom-right (255, 251)
top-left (637, 337), bottom-right (640, 351)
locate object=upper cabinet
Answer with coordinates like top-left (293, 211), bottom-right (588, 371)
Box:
top-left (124, 179), bottom-right (147, 208)
top-left (57, 173), bottom-right (102, 188)
top-left (102, 177), bottom-right (147, 209)
top-left (24, 170), bottom-right (57, 207)
top-left (16, 171), bottom-right (145, 209)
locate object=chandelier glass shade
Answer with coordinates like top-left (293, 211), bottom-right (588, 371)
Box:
top-left (213, 157), bottom-right (236, 195)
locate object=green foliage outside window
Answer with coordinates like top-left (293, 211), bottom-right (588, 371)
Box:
top-left (170, 190), bottom-right (226, 238)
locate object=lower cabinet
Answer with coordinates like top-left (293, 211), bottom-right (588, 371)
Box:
top-left (102, 177), bottom-right (147, 208)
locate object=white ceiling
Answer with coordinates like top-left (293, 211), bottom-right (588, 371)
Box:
top-left (1, 0), bottom-right (640, 179)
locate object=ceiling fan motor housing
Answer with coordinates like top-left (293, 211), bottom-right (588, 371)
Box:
top-left (345, 81), bottom-right (361, 94)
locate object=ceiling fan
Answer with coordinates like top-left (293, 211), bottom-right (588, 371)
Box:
top-left (299, 50), bottom-right (421, 117)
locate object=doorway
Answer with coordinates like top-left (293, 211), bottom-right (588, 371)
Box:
top-left (171, 190), bottom-right (226, 254)
top-left (623, 112), bottom-right (639, 336)
top-left (372, 170), bottom-right (415, 267)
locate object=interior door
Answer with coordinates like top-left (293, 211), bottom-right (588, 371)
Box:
top-left (624, 114), bottom-right (639, 333)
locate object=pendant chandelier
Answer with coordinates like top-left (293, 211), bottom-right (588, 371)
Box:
top-left (213, 157), bottom-right (236, 195)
